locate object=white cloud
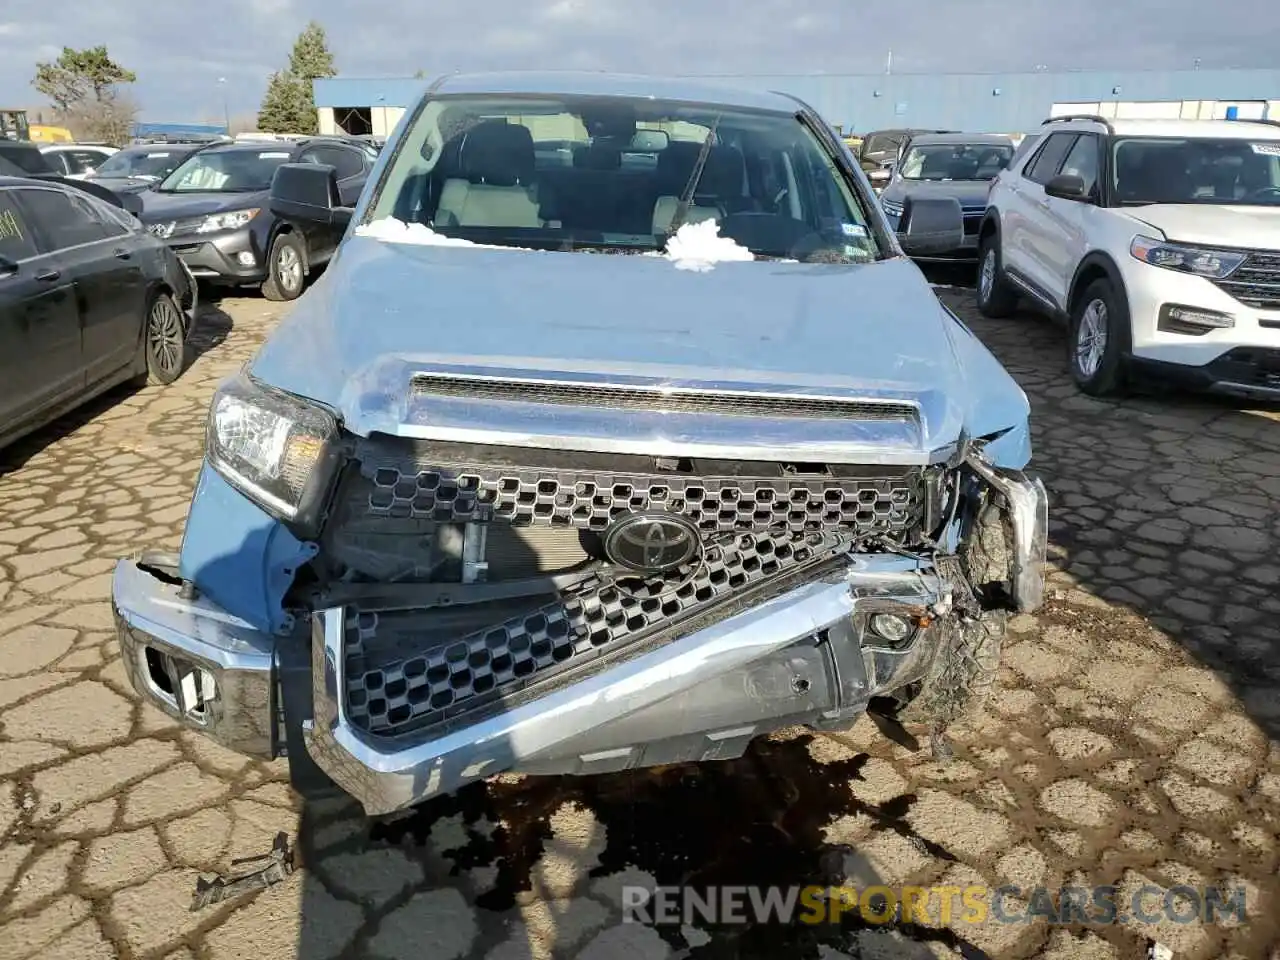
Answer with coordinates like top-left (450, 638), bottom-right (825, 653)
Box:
top-left (0, 0), bottom-right (1273, 120)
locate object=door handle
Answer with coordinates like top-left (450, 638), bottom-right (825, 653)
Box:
top-left (114, 248), bottom-right (131, 260)
top-left (34, 268), bottom-right (61, 282)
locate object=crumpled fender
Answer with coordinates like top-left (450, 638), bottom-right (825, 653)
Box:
top-left (940, 305), bottom-right (1033, 470)
top-left (178, 462), bottom-right (316, 635)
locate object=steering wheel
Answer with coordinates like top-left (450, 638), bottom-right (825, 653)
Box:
top-left (1245, 185), bottom-right (1280, 201)
top-left (717, 212), bottom-right (827, 260)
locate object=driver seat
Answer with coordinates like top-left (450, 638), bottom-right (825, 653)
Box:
top-left (651, 140), bottom-right (719, 234)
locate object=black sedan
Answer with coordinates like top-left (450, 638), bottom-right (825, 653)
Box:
top-left (877, 133), bottom-right (1014, 262)
top-left (0, 175), bottom-right (196, 451)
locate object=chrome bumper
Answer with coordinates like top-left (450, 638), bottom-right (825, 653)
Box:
top-left (111, 557), bottom-right (278, 758)
top-left (966, 456), bottom-right (1049, 613)
top-left (302, 555), bottom-right (963, 815)
top-left (110, 467), bottom-right (1048, 815)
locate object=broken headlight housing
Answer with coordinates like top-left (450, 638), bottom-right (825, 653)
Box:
top-left (206, 374), bottom-right (342, 530)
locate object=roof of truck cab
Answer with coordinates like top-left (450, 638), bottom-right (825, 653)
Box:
top-left (430, 71), bottom-right (804, 114)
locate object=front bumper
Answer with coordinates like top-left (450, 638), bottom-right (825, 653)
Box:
top-left (111, 473), bottom-right (1048, 816)
top-left (163, 227), bottom-right (265, 283)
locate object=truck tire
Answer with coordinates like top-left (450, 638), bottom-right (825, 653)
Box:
top-left (896, 610), bottom-right (1005, 725)
top-left (896, 497), bottom-right (1011, 725)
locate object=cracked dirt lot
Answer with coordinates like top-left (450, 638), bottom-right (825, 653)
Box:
top-left (2, 288), bottom-right (1280, 960)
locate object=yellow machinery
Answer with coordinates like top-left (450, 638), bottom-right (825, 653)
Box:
top-left (29, 124), bottom-right (73, 143)
top-left (1, 109), bottom-right (72, 143)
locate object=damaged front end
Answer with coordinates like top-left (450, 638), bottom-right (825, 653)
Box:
top-left (112, 370), bottom-right (1046, 816)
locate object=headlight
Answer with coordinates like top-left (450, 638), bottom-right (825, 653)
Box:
top-left (206, 375), bottom-right (342, 529)
top-left (196, 208), bottom-right (260, 234)
top-left (1130, 235), bottom-right (1246, 279)
top-left (880, 198), bottom-right (904, 217)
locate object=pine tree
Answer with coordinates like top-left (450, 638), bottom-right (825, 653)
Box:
top-left (257, 71), bottom-right (307, 134)
top-left (286, 21), bottom-right (336, 136)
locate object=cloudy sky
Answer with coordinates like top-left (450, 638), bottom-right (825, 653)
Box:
top-left (1, 0), bottom-right (1273, 121)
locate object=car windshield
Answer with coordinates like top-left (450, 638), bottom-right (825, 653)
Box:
top-left (364, 93), bottom-right (882, 262)
top-left (864, 134), bottom-right (903, 156)
top-left (899, 142), bottom-right (1014, 181)
top-left (1114, 136), bottom-right (1280, 205)
top-left (156, 147), bottom-right (292, 193)
top-left (95, 147), bottom-right (189, 180)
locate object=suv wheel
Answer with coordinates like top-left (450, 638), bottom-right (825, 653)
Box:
top-left (976, 234), bottom-right (1018, 318)
top-left (262, 233), bottom-right (306, 302)
top-left (1069, 278), bottom-right (1129, 396)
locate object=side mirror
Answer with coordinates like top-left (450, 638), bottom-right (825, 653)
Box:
top-left (269, 163), bottom-right (353, 228)
top-left (1045, 173), bottom-right (1089, 202)
top-left (896, 196), bottom-right (964, 256)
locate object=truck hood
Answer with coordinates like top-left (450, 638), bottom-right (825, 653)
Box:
top-left (248, 235), bottom-right (1029, 465)
top-left (1124, 204), bottom-right (1280, 250)
top-left (136, 189), bottom-right (267, 223)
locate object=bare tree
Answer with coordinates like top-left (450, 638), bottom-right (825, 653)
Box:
top-left (32, 45), bottom-right (138, 145)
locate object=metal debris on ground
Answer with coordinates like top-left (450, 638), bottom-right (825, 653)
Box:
top-left (190, 832), bottom-right (295, 911)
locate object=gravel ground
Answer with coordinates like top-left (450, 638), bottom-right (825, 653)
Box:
top-left (1, 285), bottom-right (1279, 960)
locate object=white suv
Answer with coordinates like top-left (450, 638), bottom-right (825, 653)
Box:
top-left (977, 115), bottom-right (1280, 398)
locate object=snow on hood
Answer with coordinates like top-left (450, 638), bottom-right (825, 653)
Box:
top-left (659, 219), bottom-right (755, 271)
top-left (355, 216), bottom-right (755, 270)
top-left (354, 217), bottom-right (509, 249)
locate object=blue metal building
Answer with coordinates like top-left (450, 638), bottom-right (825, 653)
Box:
top-left (314, 69), bottom-right (1279, 137)
top-left (132, 121), bottom-right (228, 137)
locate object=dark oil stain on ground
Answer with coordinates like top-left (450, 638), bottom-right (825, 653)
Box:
top-left (371, 732), bottom-right (986, 957)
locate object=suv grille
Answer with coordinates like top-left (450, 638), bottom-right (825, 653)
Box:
top-left (1213, 250), bottom-right (1280, 310)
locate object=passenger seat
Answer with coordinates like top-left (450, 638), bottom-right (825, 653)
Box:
top-left (435, 121), bottom-right (543, 228)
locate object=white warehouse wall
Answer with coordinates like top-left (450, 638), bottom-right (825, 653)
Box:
top-left (1052, 99), bottom-right (1273, 120)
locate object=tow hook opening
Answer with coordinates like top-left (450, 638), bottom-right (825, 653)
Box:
top-left (142, 646), bottom-right (218, 723)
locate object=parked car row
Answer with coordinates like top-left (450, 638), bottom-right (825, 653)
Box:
top-left (0, 170), bottom-right (197, 451)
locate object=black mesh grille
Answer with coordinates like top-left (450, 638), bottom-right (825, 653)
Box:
top-left (362, 459), bottom-right (922, 538)
top-left (344, 530), bottom-right (847, 736)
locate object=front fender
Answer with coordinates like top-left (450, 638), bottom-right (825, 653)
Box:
top-left (942, 306), bottom-right (1032, 470)
top-left (178, 462), bottom-right (317, 635)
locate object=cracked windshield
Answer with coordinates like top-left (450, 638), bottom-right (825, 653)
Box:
top-left (3, 5), bottom-right (1280, 960)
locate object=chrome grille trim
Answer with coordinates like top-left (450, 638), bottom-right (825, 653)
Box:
top-left (410, 373), bottom-right (920, 423)
top-left (1214, 249), bottom-right (1280, 310)
top-left (344, 530), bottom-right (849, 736)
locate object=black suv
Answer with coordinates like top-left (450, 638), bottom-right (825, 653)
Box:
top-left (134, 136), bottom-right (375, 301)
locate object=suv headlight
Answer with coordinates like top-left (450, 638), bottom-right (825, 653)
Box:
top-left (206, 375), bottom-right (342, 529)
top-left (196, 208), bottom-right (260, 234)
top-left (1130, 236), bottom-right (1246, 279)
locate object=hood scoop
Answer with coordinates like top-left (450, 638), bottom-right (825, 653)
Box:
top-left (410, 370), bottom-right (920, 424)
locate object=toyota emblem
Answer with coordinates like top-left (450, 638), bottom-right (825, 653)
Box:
top-left (602, 512), bottom-right (701, 574)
